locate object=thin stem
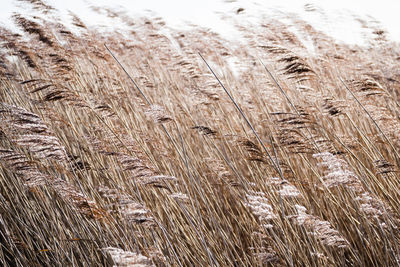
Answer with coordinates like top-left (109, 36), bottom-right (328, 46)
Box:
top-left (339, 77), bottom-right (400, 160)
top-left (198, 53), bottom-right (284, 179)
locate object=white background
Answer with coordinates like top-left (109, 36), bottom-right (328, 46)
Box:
top-left (1, 0), bottom-right (399, 45)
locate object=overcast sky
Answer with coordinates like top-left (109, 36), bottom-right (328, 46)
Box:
top-left (1, 0), bottom-right (399, 45)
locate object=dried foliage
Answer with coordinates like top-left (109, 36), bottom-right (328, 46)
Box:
top-left (102, 247), bottom-right (155, 267)
top-left (289, 205), bottom-right (349, 248)
top-left (0, 3), bottom-right (400, 267)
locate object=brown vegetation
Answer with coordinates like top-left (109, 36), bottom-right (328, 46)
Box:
top-left (1, 1), bottom-right (400, 266)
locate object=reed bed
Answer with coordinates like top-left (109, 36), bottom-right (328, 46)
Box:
top-left (1, 1), bottom-right (400, 266)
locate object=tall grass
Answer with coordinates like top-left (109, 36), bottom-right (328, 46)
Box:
top-left (1, 1), bottom-right (400, 266)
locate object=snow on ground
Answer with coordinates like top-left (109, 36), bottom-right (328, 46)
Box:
top-left (0, 0), bottom-right (399, 46)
